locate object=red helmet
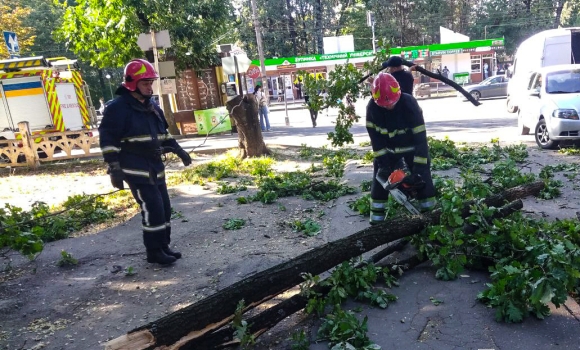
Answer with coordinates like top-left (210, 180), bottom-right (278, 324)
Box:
top-left (122, 59), bottom-right (159, 91)
top-left (371, 72), bottom-right (401, 108)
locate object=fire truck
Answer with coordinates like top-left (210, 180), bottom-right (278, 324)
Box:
top-left (0, 56), bottom-right (96, 141)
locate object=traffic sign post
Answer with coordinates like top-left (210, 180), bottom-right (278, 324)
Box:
top-left (3, 31), bottom-right (20, 58)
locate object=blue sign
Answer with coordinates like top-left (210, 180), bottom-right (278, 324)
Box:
top-left (3, 31), bottom-right (20, 56)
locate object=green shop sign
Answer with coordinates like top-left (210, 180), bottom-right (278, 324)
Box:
top-left (253, 50), bottom-right (376, 67)
top-left (431, 48), bottom-right (463, 56)
top-left (251, 38), bottom-right (505, 67)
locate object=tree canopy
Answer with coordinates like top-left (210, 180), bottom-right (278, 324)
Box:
top-left (236, 0), bottom-right (574, 57)
top-left (55, 0), bottom-right (235, 69)
top-left (0, 0), bottom-right (35, 59)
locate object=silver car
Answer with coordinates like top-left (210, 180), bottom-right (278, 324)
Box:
top-left (518, 64), bottom-right (580, 149)
top-left (459, 75), bottom-right (509, 101)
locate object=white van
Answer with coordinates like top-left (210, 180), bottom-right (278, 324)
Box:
top-left (506, 27), bottom-right (580, 113)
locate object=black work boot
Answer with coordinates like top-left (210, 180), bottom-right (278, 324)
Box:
top-left (146, 248), bottom-right (177, 265)
top-left (164, 226), bottom-right (182, 259)
top-left (162, 245), bottom-right (182, 259)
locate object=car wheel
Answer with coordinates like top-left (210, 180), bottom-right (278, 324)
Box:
top-left (517, 110), bottom-right (530, 135)
top-left (470, 91), bottom-right (481, 101)
top-left (506, 97), bottom-right (518, 113)
top-left (535, 119), bottom-right (559, 149)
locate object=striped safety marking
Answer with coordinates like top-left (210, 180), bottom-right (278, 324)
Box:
top-left (42, 70), bottom-right (65, 131)
top-left (0, 70), bottom-right (43, 80)
top-left (0, 59), bottom-right (44, 70)
top-left (71, 71), bottom-right (90, 126)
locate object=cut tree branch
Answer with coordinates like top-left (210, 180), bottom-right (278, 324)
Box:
top-left (401, 59), bottom-right (481, 106)
top-left (105, 182), bottom-right (543, 350)
top-left (189, 199), bottom-right (524, 348)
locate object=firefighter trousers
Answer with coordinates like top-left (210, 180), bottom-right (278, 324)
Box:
top-left (128, 181), bottom-right (173, 250)
top-left (370, 154), bottom-right (437, 224)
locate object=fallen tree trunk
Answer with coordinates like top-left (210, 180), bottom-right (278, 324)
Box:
top-left (105, 182), bottom-right (543, 350)
top-left (191, 199), bottom-right (525, 349)
top-left (192, 240), bottom-right (413, 348)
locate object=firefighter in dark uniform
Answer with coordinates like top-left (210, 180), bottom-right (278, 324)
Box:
top-left (384, 56), bottom-right (415, 95)
top-left (99, 59), bottom-right (192, 265)
top-left (366, 72), bottom-right (436, 224)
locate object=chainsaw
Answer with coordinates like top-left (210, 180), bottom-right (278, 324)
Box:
top-left (375, 169), bottom-right (425, 215)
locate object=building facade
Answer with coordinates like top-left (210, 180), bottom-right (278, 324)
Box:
top-left (249, 38), bottom-right (505, 100)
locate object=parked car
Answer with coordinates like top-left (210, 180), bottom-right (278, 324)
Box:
top-left (459, 75), bottom-right (509, 101)
top-left (517, 64), bottom-right (580, 149)
top-left (506, 27), bottom-right (580, 113)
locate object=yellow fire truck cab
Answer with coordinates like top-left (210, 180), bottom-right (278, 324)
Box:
top-left (0, 56), bottom-right (96, 140)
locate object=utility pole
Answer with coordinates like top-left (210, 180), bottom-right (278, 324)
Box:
top-left (367, 11), bottom-right (376, 53)
top-left (150, 28), bottom-right (164, 111)
top-left (250, 0), bottom-right (289, 125)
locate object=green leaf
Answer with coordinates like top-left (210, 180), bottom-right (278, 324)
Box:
top-left (506, 303), bottom-right (524, 323)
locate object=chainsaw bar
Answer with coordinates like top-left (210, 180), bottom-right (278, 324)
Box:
top-left (376, 171), bottom-right (421, 215)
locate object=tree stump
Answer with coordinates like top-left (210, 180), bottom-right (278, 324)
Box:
top-left (162, 94), bottom-right (181, 136)
top-left (226, 94), bottom-right (270, 158)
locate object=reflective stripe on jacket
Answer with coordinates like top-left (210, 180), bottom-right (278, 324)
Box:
top-left (98, 89), bottom-right (181, 185)
top-left (365, 93), bottom-right (429, 170)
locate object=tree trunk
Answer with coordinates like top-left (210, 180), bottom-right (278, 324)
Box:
top-left (285, 0), bottom-right (298, 56)
top-left (192, 240), bottom-right (417, 349)
top-left (334, 0), bottom-right (352, 37)
top-left (315, 0), bottom-right (323, 53)
top-left (226, 94), bottom-right (270, 158)
top-left (105, 182), bottom-right (544, 350)
top-left (554, 0), bottom-right (565, 27)
top-left (163, 199), bottom-right (526, 349)
top-left (162, 94), bottom-right (180, 135)
top-left (98, 69), bottom-right (108, 101)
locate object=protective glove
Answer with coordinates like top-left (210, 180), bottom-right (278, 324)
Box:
top-left (153, 146), bottom-right (174, 157)
top-left (107, 162), bottom-right (125, 190)
top-left (402, 174), bottom-right (425, 189)
top-left (175, 148), bottom-right (192, 166)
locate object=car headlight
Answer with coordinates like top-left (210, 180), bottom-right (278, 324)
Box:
top-left (553, 109), bottom-right (579, 120)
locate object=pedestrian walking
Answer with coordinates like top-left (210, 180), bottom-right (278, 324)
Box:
top-left (254, 85), bottom-right (271, 131)
top-left (442, 66), bottom-right (450, 79)
top-left (98, 97), bottom-right (106, 115)
top-left (304, 94), bottom-right (318, 127)
top-left (99, 59), bottom-right (192, 265)
top-left (319, 89), bottom-right (329, 117)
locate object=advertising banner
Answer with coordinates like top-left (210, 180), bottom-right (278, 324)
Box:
top-left (194, 107), bottom-right (232, 135)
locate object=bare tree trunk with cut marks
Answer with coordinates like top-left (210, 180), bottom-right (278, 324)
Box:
top-left (162, 94), bottom-right (180, 135)
top-left (226, 94), bottom-right (270, 158)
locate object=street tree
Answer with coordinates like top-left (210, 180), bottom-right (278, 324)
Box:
top-left (0, 0), bottom-right (35, 59)
top-left (55, 0), bottom-right (235, 134)
top-left (300, 43), bottom-right (389, 147)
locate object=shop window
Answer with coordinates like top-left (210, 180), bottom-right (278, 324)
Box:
top-left (471, 55), bottom-right (481, 73)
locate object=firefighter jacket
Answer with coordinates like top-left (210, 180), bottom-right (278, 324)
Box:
top-left (365, 93), bottom-right (429, 171)
top-left (99, 88), bottom-right (183, 185)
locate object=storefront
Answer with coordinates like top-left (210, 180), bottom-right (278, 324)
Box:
top-left (249, 37), bottom-right (505, 97)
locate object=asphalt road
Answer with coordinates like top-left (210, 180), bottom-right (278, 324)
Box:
top-left (180, 96), bottom-right (529, 153)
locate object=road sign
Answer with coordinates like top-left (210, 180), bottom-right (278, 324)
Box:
top-left (3, 31), bottom-right (20, 56)
top-left (137, 30), bottom-right (171, 51)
